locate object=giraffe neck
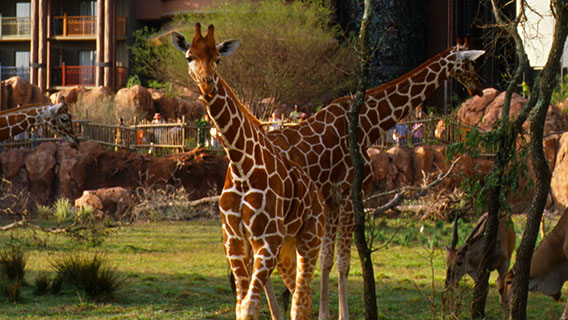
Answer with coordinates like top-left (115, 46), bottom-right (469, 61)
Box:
top-left (0, 105), bottom-right (49, 141)
top-left (325, 47), bottom-right (457, 147)
top-left (201, 76), bottom-right (268, 178)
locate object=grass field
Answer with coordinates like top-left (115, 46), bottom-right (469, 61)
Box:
top-left (0, 215), bottom-right (565, 319)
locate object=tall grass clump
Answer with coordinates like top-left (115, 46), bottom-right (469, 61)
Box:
top-left (0, 246), bottom-right (28, 301)
top-left (51, 253), bottom-right (122, 300)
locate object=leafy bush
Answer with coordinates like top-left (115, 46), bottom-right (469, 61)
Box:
top-left (51, 253), bottom-right (122, 300)
top-left (132, 0), bottom-right (357, 119)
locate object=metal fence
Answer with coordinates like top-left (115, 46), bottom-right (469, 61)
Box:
top-left (0, 117), bottom-right (493, 157)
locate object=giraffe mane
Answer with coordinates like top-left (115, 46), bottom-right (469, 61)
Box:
top-left (217, 76), bottom-right (264, 131)
top-left (0, 102), bottom-right (53, 115)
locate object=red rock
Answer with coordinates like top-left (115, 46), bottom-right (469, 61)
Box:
top-left (115, 85), bottom-right (155, 120)
top-left (1, 76), bottom-right (49, 109)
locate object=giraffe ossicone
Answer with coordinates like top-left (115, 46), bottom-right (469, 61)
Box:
top-left (0, 102), bottom-right (79, 149)
top-left (173, 23), bottom-right (326, 320)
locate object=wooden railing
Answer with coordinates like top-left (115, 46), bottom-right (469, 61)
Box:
top-left (0, 15), bottom-right (31, 38)
top-left (52, 14), bottom-right (126, 37)
top-left (52, 64), bottom-right (126, 87)
top-left (0, 117), bottom-right (495, 157)
top-left (0, 65), bottom-right (30, 82)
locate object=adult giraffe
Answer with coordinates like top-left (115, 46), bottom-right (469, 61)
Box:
top-left (172, 24), bottom-right (326, 320)
top-left (0, 102), bottom-right (79, 148)
top-left (267, 41), bottom-right (485, 319)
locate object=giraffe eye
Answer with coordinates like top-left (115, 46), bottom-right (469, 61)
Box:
top-left (186, 56), bottom-right (195, 63)
top-left (216, 58), bottom-right (221, 65)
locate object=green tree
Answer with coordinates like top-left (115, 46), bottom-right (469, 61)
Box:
top-left (131, 0), bottom-right (357, 119)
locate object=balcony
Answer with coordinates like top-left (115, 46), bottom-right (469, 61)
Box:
top-left (0, 65), bottom-right (30, 82)
top-left (52, 14), bottom-right (126, 38)
top-left (0, 16), bottom-right (31, 39)
top-left (52, 63), bottom-right (126, 87)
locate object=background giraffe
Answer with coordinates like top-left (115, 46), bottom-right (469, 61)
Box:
top-left (266, 42), bottom-right (485, 319)
top-left (0, 102), bottom-right (79, 149)
top-left (172, 24), bottom-right (326, 320)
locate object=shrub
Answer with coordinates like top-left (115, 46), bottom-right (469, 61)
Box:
top-left (51, 253), bottom-right (122, 300)
top-left (133, 0), bottom-right (357, 119)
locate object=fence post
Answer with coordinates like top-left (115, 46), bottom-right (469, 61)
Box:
top-left (0, 14), bottom-right (3, 38)
top-left (61, 62), bottom-right (66, 86)
top-left (63, 12), bottom-right (67, 36)
top-left (182, 115), bottom-right (186, 151)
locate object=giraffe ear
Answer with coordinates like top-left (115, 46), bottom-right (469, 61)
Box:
top-left (457, 50), bottom-right (485, 61)
top-left (217, 39), bottom-right (240, 57)
top-left (172, 32), bottom-right (191, 52)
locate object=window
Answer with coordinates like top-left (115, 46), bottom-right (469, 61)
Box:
top-left (80, 1), bottom-right (97, 16)
top-left (16, 2), bottom-right (30, 17)
top-left (15, 51), bottom-right (29, 67)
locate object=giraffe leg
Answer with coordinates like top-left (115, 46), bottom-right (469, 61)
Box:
top-left (336, 205), bottom-right (356, 320)
top-left (264, 277), bottom-right (283, 320)
top-left (293, 206), bottom-right (325, 320)
top-left (240, 244), bottom-right (280, 320)
top-left (319, 207), bottom-right (339, 320)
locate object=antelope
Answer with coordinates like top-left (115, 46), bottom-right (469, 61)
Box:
top-left (504, 209), bottom-right (568, 319)
top-left (445, 212), bottom-right (516, 305)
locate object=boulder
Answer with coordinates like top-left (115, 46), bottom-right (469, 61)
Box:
top-left (114, 85), bottom-right (154, 120)
top-left (1, 76), bottom-right (49, 110)
top-left (49, 86), bottom-right (88, 105)
top-left (457, 88), bottom-right (499, 126)
top-left (367, 148), bottom-right (389, 181)
top-left (149, 88), bottom-right (204, 122)
top-left (0, 141), bottom-right (228, 213)
top-left (550, 132), bottom-right (568, 211)
top-left (74, 187), bottom-right (132, 219)
top-left (80, 86), bottom-right (113, 106)
top-left (458, 88), bottom-right (568, 135)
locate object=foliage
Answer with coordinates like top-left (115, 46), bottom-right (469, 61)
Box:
top-left (126, 74), bottom-right (141, 88)
top-left (131, 0), bottom-right (357, 119)
top-left (38, 198), bottom-right (113, 247)
top-left (51, 253), bottom-right (122, 300)
top-left (71, 93), bottom-right (116, 124)
top-left (0, 176), bottom-right (30, 218)
top-left (446, 124), bottom-right (532, 214)
top-left (553, 73), bottom-right (568, 106)
top-left (132, 185), bottom-right (217, 221)
top-left (129, 26), bottom-right (175, 88)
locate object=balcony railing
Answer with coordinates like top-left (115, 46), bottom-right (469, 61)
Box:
top-left (0, 15), bottom-right (31, 38)
top-left (52, 63), bottom-right (126, 87)
top-left (52, 14), bottom-right (125, 37)
top-left (0, 65), bottom-right (30, 82)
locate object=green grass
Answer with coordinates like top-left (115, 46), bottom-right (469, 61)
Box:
top-left (0, 216), bottom-right (565, 319)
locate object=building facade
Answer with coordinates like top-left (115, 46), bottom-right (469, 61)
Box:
top-left (0, 0), bottom-right (136, 93)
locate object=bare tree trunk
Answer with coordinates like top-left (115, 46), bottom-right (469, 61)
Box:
top-left (470, 1), bottom-right (532, 317)
top-left (349, 0), bottom-right (377, 319)
top-left (510, 2), bottom-right (568, 319)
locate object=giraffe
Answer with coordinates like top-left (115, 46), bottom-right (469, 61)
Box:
top-left (266, 41), bottom-right (485, 319)
top-left (0, 102), bottom-right (79, 149)
top-left (172, 24), bottom-right (326, 320)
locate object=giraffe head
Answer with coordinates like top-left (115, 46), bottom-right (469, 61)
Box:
top-left (171, 23), bottom-right (240, 97)
top-left (451, 42), bottom-right (485, 97)
top-left (45, 102), bottom-right (80, 149)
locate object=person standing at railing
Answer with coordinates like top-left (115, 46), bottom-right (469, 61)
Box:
top-left (412, 106), bottom-right (424, 145)
top-left (195, 114), bottom-right (210, 148)
top-left (393, 118), bottom-right (409, 147)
